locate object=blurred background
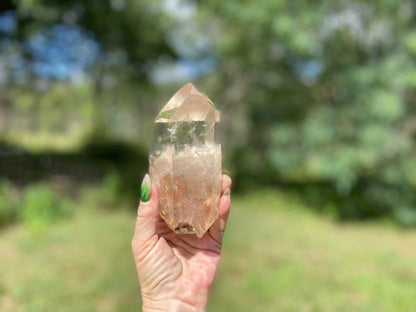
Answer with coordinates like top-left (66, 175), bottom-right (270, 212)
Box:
top-left (1, 0), bottom-right (416, 311)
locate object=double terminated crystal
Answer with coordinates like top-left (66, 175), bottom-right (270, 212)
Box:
top-left (149, 83), bottom-right (221, 238)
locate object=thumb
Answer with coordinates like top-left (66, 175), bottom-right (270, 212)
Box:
top-left (132, 174), bottom-right (160, 260)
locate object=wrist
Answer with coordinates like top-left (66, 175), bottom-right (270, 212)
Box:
top-left (142, 297), bottom-right (206, 312)
top-left (140, 281), bottom-right (210, 312)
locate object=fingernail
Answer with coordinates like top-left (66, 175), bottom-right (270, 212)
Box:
top-left (140, 174), bottom-right (151, 202)
top-left (222, 169), bottom-right (231, 176)
top-left (223, 188), bottom-right (231, 196)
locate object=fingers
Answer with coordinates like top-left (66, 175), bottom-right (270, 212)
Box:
top-left (209, 174), bottom-right (232, 243)
top-left (133, 173), bottom-right (232, 256)
top-left (221, 173), bottom-right (232, 194)
top-left (132, 175), bottom-right (160, 259)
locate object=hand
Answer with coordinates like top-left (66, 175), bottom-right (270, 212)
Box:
top-left (131, 174), bottom-right (232, 312)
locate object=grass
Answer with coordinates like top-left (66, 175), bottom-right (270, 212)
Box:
top-left (1, 189), bottom-right (416, 311)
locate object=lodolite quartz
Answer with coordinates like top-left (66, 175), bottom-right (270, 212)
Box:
top-left (149, 83), bottom-right (222, 238)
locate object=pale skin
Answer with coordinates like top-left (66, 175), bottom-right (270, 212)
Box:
top-left (131, 174), bottom-right (232, 312)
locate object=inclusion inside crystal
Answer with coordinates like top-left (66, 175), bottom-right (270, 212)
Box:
top-left (149, 83), bottom-right (222, 238)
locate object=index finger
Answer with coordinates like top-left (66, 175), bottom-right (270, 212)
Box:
top-left (221, 173), bottom-right (232, 194)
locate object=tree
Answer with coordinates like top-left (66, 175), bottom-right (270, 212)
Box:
top-left (197, 0), bottom-right (416, 222)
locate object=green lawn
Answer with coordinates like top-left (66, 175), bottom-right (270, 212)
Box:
top-left (1, 189), bottom-right (416, 311)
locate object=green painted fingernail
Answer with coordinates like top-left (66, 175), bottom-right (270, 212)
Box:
top-left (223, 188), bottom-right (231, 196)
top-left (222, 169), bottom-right (231, 176)
top-left (140, 174), bottom-right (151, 202)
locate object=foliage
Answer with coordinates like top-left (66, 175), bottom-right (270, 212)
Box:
top-left (19, 183), bottom-right (73, 230)
top-left (2, 0), bottom-right (416, 223)
top-left (198, 0), bottom-right (416, 221)
top-left (87, 171), bottom-right (124, 209)
top-left (0, 180), bottom-right (18, 227)
top-left (0, 0), bottom-right (176, 79)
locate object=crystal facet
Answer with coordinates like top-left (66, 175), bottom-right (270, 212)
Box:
top-left (149, 83), bottom-right (222, 238)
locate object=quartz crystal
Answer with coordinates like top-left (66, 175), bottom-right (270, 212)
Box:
top-left (149, 83), bottom-right (222, 238)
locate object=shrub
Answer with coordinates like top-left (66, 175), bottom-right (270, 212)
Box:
top-left (97, 172), bottom-right (123, 208)
top-left (0, 180), bottom-right (19, 227)
top-left (394, 207), bottom-right (416, 227)
top-left (19, 183), bottom-right (73, 230)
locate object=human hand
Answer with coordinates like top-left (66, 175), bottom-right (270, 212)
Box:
top-left (131, 174), bottom-right (232, 312)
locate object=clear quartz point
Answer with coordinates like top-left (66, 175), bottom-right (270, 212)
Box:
top-left (149, 83), bottom-right (222, 238)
